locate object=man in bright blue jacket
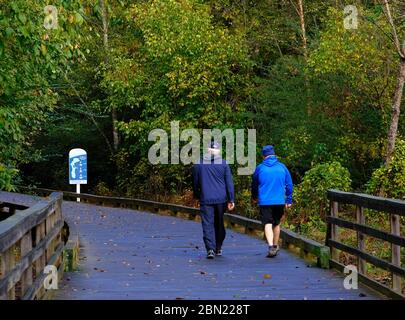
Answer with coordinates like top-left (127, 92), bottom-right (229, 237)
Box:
top-left (192, 141), bottom-right (235, 259)
top-left (252, 145), bottom-right (293, 258)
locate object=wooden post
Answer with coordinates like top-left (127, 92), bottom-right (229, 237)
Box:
top-left (46, 216), bottom-right (52, 264)
top-left (45, 215), bottom-right (51, 236)
top-left (4, 247), bottom-right (16, 299)
top-left (0, 251), bottom-right (6, 300)
top-left (330, 201), bottom-right (339, 261)
top-left (56, 204), bottom-right (62, 224)
top-left (38, 222), bottom-right (46, 299)
top-left (35, 222), bottom-right (46, 280)
top-left (356, 206), bottom-right (366, 275)
top-left (20, 231), bottom-right (33, 297)
top-left (390, 213), bottom-right (401, 292)
top-left (46, 218), bottom-right (54, 263)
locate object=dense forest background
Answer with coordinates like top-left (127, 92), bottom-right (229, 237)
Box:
top-left (1, 0), bottom-right (404, 237)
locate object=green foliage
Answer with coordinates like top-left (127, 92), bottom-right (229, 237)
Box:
top-left (248, 55), bottom-right (345, 180)
top-left (111, 0), bottom-right (251, 130)
top-left (0, 0), bottom-right (86, 190)
top-left (119, 158), bottom-right (192, 198)
top-left (0, 164), bottom-right (18, 191)
top-left (0, 108), bottom-right (21, 190)
top-left (94, 181), bottom-right (113, 196)
top-left (292, 162), bottom-right (352, 220)
top-left (5, 1), bottom-right (403, 219)
top-left (23, 111), bottom-right (115, 190)
top-left (103, 0), bottom-right (252, 194)
top-left (235, 188), bottom-right (257, 219)
top-left (304, 6), bottom-right (397, 186)
top-left (367, 139), bottom-right (405, 200)
top-left (307, 8), bottom-right (394, 90)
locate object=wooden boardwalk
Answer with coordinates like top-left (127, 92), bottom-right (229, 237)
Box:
top-left (0, 191), bottom-right (384, 300)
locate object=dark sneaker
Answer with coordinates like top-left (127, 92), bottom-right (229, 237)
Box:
top-left (216, 249), bottom-right (222, 256)
top-left (267, 245), bottom-right (279, 258)
top-left (207, 250), bottom-right (215, 259)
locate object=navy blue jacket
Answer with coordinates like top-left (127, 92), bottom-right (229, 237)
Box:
top-left (251, 156), bottom-right (293, 205)
top-left (192, 155), bottom-right (235, 205)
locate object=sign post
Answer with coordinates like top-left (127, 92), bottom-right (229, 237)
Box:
top-left (69, 148), bottom-right (87, 202)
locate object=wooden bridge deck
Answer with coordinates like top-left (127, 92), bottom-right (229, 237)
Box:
top-left (0, 192), bottom-right (384, 300)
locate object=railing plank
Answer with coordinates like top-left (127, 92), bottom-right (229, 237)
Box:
top-left (0, 193), bottom-right (60, 253)
top-left (326, 216), bottom-right (405, 247)
top-left (327, 189), bottom-right (405, 216)
top-left (329, 240), bottom-right (405, 277)
top-left (329, 259), bottom-right (404, 300)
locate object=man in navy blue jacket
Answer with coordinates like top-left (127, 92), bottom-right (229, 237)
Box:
top-left (192, 141), bottom-right (235, 259)
top-left (252, 145), bottom-right (293, 258)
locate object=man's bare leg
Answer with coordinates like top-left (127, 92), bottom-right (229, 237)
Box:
top-left (264, 223), bottom-right (274, 246)
top-left (273, 224), bottom-right (281, 247)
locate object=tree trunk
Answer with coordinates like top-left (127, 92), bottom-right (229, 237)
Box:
top-left (100, 0), bottom-right (119, 151)
top-left (112, 106), bottom-right (119, 151)
top-left (298, 0), bottom-right (307, 58)
top-left (295, 0), bottom-right (312, 115)
top-left (386, 50), bottom-right (405, 165)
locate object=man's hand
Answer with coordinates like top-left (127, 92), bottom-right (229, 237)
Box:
top-left (227, 202), bottom-right (235, 211)
top-left (285, 204), bottom-right (292, 209)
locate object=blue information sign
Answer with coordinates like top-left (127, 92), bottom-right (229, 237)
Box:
top-left (69, 149), bottom-right (87, 184)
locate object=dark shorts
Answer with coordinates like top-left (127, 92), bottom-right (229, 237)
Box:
top-left (260, 205), bottom-right (285, 226)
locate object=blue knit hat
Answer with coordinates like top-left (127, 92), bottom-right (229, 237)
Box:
top-left (262, 145), bottom-right (275, 156)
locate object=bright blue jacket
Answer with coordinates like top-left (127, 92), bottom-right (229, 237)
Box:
top-left (192, 155), bottom-right (235, 205)
top-left (251, 156), bottom-right (293, 205)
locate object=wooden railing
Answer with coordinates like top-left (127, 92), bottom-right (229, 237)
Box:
top-left (23, 187), bottom-right (331, 269)
top-left (0, 192), bottom-right (64, 300)
top-left (326, 189), bottom-right (405, 299)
